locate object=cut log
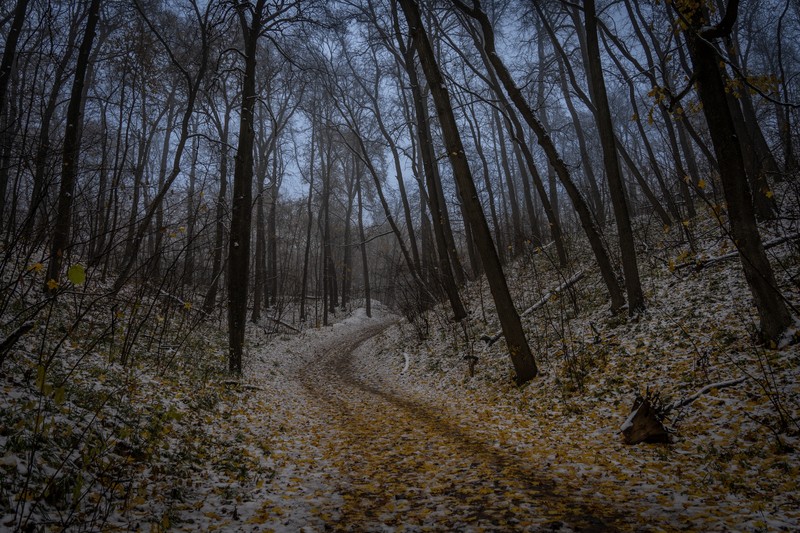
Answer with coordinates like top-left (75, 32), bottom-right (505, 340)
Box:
top-left (620, 397), bottom-right (670, 445)
top-left (621, 377), bottom-right (747, 445)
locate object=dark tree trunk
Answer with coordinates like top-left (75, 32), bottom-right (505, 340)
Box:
top-left (583, 0), bottom-right (644, 314)
top-left (203, 111), bottom-right (230, 314)
top-left (228, 0), bottom-right (267, 374)
top-left (0, 0), bottom-right (29, 231)
top-left (405, 56), bottom-right (466, 321)
top-left (299, 122), bottom-right (315, 323)
top-left (492, 108), bottom-right (524, 254)
top-left (357, 161), bottom-right (371, 317)
top-left (673, 0), bottom-right (792, 340)
top-left (252, 187), bottom-right (266, 324)
top-left (45, 0), bottom-right (101, 292)
top-left (185, 133), bottom-right (199, 287)
top-left (400, 0), bottom-right (538, 383)
top-left (268, 154), bottom-right (280, 308)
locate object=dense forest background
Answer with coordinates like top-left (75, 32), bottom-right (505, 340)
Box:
top-left (1, 0), bottom-right (799, 530)
top-left (1, 0), bottom-right (797, 364)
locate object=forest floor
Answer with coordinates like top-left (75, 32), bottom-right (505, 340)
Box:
top-left (224, 310), bottom-right (622, 532)
top-left (2, 207), bottom-right (800, 531)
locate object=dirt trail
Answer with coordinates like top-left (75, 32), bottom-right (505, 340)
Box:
top-left (271, 318), bottom-right (623, 532)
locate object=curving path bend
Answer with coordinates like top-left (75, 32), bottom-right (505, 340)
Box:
top-left (247, 312), bottom-right (622, 532)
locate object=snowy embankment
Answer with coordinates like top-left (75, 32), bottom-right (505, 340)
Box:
top-left (2, 223), bottom-right (798, 531)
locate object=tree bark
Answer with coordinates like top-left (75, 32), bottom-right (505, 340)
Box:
top-left (673, 0), bottom-right (792, 340)
top-left (356, 159), bottom-right (371, 317)
top-left (0, 0), bottom-right (30, 231)
top-left (399, 0), bottom-right (537, 383)
top-left (228, 0), bottom-right (267, 374)
top-left (45, 0), bottom-right (101, 293)
top-left (584, 0), bottom-right (645, 313)
top-left (404, 56), bottom-right (466, 321)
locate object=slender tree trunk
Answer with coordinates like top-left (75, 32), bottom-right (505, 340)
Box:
top-left (405, 56), bottom-right (466, 321)
top-left (341, 153), bottom-right (356, 310)
top-left (267, 153), bottom-right (280, 308)
top-left (356, 160), bottom-right (371, 317)
top-left (45, 0), bottom-right (100, 292)
top-left (464, 104), bottom-right (504, 257)
top-left (228, 0), bottom-right (266, 374)
top-left (583, 0), bottom-right (644, 313)
top-left (0, 0), bottom-right (29, 232)
top-left (673, 0), bottom-right (792, 340)
top-left (252, 187), bottom-right (266, 323)
top-left (203, 113), bottom-right (229, 314)
top-left (299, 122), bottom-right (315, 323)
top-left (400, 0), bottom-right (537, 383)
top-left (321, 132), bottom-right (333, 326)
top-left (492, 108), bottom-right (523, 253)
top-left (185, 132), bottom-right (199, 287)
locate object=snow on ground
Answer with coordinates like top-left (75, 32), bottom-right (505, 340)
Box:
top-left (2, 212), bottom-right (799, 531)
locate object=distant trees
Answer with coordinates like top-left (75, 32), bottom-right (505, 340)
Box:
top-left (0, 0), bottom-right (795, 379)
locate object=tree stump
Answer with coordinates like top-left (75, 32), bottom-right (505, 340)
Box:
top-left (620, 397), bottom-right (670, 444)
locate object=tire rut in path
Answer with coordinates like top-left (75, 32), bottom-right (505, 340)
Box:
top-left (297, 321), bottom-right (624, 531)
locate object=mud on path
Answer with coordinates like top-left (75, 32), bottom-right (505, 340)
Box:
top-left (248, 313), bottom-right (625, 532)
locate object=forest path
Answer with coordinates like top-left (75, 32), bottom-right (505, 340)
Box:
top-left (247, 311), bottom-right (623, 531)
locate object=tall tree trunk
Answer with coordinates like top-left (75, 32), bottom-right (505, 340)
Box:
top-left (267, 154), bottom-right (280, 308)
top-left (185, 131), bottom-right (199, 287)
top-left (45, 0), bottom-right (100, 292)
top-left (252, 186), bottom-right (266, 323)
top-left (203, 112), bottom-right (229, 313)
top-left (463, 104), bottom-right (505, 258)
top-left (672, 0), bottom-right (792, 340)
top-left (321, 132), bottom-right (333, 326)
top-left (341, 153), bottom-right (356, 310)
top-left (356, 159), bottom-right (371, 317)
top-left (0, 0), bottom-right (29, 232)
top-left (400, 0), bottom-right (537, 383)
top-left (228, 0), bottom-right (266, 374)
top-left (458, 0), bottom-right (625, 312)
top-left (583, 0), bottom-right (644, 314)
top-left (299, 121), bottom-right (316, 323)
top-left (492, 107), bottom-right (523, 254)
top-left (405, 56), bottom-right (466, 321)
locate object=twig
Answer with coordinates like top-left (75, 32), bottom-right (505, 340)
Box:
top-left (671, 376), bottom-right (748, 410)
top-left (675, 233), bottom-right (799, 272)
top-left (482, 271), bottom-right (585, 345)
top-left (267, 316), bottom-right (301, 334)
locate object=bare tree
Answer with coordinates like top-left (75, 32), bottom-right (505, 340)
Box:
top-left (398, 0), bottom-right (538, 383)
top-left (582, 0), bottom-right (645, 314)
top-left (45, 0), bottom-right (101, 293)
top-left (670, 0), bottom-right (792, 340)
